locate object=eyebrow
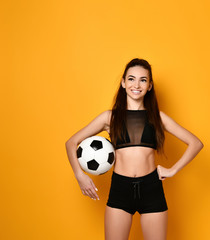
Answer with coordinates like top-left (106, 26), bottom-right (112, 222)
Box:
top-left (128, 75), bottom-right (147, 79)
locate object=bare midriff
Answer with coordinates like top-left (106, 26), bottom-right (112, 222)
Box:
top-left (114, 146), bottom-right (156, 177)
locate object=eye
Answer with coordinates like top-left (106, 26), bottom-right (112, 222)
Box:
top-left (128, 78), bottom-right (134, 81)
top-left (141, 79), bottom-right (147, 82)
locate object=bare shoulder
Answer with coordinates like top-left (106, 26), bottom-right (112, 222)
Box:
top-left (66, 109), bottom-right (112, 145)
top-left (159, 110), bottom-right (171, 129)
top-left (97, 109), bottom-right (112, 127)
top-left (104, 109), bottom-right (112, 123)
top-left (103, 110), bottom-right (112, 133)
top-left (159, 110), bottom-right (184, 131)
top-left (159, 110), bottom-right (203, 146)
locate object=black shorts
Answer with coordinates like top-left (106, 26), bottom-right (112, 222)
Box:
top-left (106, 168), bottom-right (168, 215)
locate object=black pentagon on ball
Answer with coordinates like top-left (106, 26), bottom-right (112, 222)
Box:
top-left (87, 159), bottom-right (100, 171)
top-left (107, 152), bottom-right (115, 164)
top-left (76, 146), bottom-right (83, 158)
top-left (90, 140), bottom-right (103, 151)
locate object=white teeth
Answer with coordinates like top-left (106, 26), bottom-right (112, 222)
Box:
top-left (132, 90), bottom-right (141, 93)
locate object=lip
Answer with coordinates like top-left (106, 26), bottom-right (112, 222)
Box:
top-left (131, 90), bottom-right (142, 93)
top-left (131, 90), bottom-right (142, 95)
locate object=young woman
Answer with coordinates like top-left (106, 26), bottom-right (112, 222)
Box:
top-left (65, 58), bottom-right (204, 240)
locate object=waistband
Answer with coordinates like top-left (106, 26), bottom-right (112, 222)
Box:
top-left (112, 168), bottom-right (159, 184)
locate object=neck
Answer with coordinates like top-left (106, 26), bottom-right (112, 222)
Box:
top-left (127, 104), bottom-right (145, 110)
top-left (126, 98), bottom-right (145, 110)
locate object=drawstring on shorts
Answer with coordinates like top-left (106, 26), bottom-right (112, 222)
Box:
top-left (132, 181), bottom-right (141, 199)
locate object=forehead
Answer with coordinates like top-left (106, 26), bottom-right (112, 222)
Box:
top-left (126, 66), bottom-right (149, 77)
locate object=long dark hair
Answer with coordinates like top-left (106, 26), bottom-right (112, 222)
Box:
top-left (109, 58), bottom-right (165, 154)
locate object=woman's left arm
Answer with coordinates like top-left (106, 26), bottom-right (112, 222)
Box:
top-left (157, 111), bottom-right (204, 180)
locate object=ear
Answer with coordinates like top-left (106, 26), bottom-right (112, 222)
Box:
top-left (121, 78), bottom-right (125, 88)
top-left (148, 81), bottom-right (153, 91)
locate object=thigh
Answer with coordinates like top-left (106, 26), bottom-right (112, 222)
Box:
top-left (104, 205), bottom-right (133, 240)
top-left (140, 210), bottom-right (168, 240)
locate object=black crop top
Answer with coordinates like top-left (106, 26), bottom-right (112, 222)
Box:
top-left (115, 110), bottom-right (157, 150)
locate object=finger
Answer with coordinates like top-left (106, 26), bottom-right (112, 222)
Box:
top-left (89, 187), bottom-right (99, 200)
top-left (157, 165), bottom-right (160, 175)
top-left (161, 176), bottom-right (166, 180)
top-left (157, 169), bottom-right (161, 179)
top-left (83, 190), bottom-right (89, 197)
top-left (87, 189), bottom-right (97, 200)
top-left (83, 186), bottom-right (95, 199)
top-left (90, 187), bottom-right (99, 200)
top-left (89, 181), bottom-right (99, 199)
top-left (90, 181), bottom-right (98, 192)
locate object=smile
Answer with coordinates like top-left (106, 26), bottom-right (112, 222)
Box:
top-left (131, 90), bottom-right (142, 94)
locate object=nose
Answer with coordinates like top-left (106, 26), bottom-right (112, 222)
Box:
top-left (134, 80), bottom-right (140, 88)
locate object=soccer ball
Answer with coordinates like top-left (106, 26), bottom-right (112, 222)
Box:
top-left (76, 136), bottom-right (115, 175)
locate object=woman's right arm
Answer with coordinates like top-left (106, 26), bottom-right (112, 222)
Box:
top-left (65, 110), bottom-right (111, 200)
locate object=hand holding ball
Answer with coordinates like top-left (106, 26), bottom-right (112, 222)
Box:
top-left (76, 136), bottom-right (115, 175)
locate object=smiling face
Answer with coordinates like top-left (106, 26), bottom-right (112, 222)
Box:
top-left (121, 66), bottom-right (153, 106)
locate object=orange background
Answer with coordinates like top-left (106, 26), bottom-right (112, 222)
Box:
top-left (1, 0), bottom-right (210, 239)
